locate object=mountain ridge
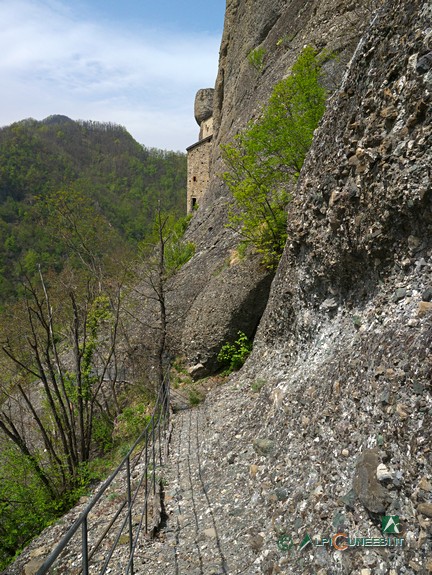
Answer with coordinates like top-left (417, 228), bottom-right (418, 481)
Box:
top-left (0, 115), bottom-right (186, 300)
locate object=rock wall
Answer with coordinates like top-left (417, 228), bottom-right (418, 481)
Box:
top-left (233, 0), bottom-right (432, 571)
top-left (210, 0), bottom-right (375, 202)
top-left (7, 3), bottom-right (432, 573)
top-left (173, 0), bottom-right (374, 371)
top-left (252, 0), bottom-right (432, 360)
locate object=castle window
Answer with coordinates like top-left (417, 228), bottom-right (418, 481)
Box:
top-left (193, 176), bottom-right (197, 182)
top-left (191, 197), bottom-right (197, 209)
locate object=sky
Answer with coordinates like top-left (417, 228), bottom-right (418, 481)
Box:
top-left (0, 0), bottom-right (225, 151)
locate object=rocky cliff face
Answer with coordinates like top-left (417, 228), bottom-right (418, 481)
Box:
top-left (173, 0), bottom-right (374, 372)
top-left (6, 2), bottom-right (431, 574)
top-left (175, 0), bottom-right (432, 571)
top-left (229, 0), bottom-right (432, 571)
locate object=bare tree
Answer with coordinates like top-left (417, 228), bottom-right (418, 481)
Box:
top-left (0, 267), bottom-right (123, 494)
top-left (129, 205), bottom-right (194, 397)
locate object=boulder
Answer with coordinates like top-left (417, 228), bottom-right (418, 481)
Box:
top-left (194, 88), bottom-right (215, 125)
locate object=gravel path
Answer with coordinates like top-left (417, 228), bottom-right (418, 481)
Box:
top-left (133, 401), bottom-right (249, 575)
top-left (155, 406), bottom-right (229, 574)
top-left (5, 382), bottom-right (255, 575)
top-left (151, 382), bottom-right (267, 575)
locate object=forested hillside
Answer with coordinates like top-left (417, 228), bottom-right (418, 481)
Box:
top-left (0, 115), bottom-right (186, 301)
top-left (0, 115), bottom-right (188, 569)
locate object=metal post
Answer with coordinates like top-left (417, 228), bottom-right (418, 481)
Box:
top-left (158, 411), bottom-right (162, 466)
top-left (33, 375), bottom-right (172, 575)
top-left (82, 517), bottom-right (89, 575)
top-left (152, 420), bottom-right (156, 497)
top-left (144, 428), bottom-right (148, 534)
top-left (126, 456), bottom-right (134, 575)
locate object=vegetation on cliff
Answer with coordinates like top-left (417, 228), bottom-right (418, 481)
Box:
top-left (222, 46), bottom-right (328, 268)
top-left (0, 210), bottom-right (193, 569)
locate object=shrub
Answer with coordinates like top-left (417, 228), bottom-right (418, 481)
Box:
top-left (248, 47), bottom-right (266, 71)
top-left (115, 403), bottom-right (151, 441)
top-left (222, 46), bottom-right (328, 268)
top-left (0, 447), bottom-right (57, 569)
top-left (92, 415), bottom-right (114, 454)
top-left (217, 331), bottom-right (253, 373)
top-left (188, 388), bottom-right (203, 406)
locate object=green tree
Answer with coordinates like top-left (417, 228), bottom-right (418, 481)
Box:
top-left (222, 46), bottom-right (328, 268)
top-left (217, 331), bottom-right (253, 373)
top-left (44, 186), bottom-right (129, 279)
top-left (0, 117), bottom-right (186, 303)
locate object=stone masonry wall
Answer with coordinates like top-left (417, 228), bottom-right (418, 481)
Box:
top-left (186, 136), bottom-right (213, 214)
top-left (199, 116), bottom-right (213, 140)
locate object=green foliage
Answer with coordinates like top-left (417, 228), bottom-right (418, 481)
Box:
top-left (188, 388), bottom-right (204, 406)
top-left (169, 359), bottom-right (194, 390)
top-left (222, 46), bottom-right (328, 268)
top-left (248, 46), bottom-right (266, 71)
top-left (61, 295), bottom-right (113, 407)
top-left (171, 357), bottom-right (189, 376)
top-left (0, 442), bottom-right (115, 569)
top-left (0, 116), bottom-right (187, 568)
top-left (217, 331), bottom-right (253, 373)
top-left (236, 241), bottom-right (249, 260)
top-left (44, 188), bottom-right (126, 278)
top-left (0, 264), bottom-right (128, 567)
top-left (0, 447), bottom-right (59, 569)
top-left (164, 214), bottom-right (195, 272)
top-left (92, 415), bottom-right (114, 454)
top-left (115, 404), bottom-right (151, 441)
top-left (0, 117), bottom-right (187, 303)
top-left (83, 295), bottom-right (113, 375)
top-left (140, 212), bottom-right (195, 276)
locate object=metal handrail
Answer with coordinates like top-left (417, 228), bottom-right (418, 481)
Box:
top-left (36, 375), bottom-right (171, 575)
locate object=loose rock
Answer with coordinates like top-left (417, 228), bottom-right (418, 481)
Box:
top-left (253, 438), bottom-right (275, 456)
top-left (353, 450), bottom-right (391, 514)
top-left (418, 503), bottom-right (432, 518)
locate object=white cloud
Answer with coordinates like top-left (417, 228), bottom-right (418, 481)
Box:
top-left (0, 0), bottom-right (220, 150)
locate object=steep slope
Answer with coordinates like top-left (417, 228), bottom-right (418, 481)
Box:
top-left (230, 0), bottom-right (431, 571)
top-left (3, 1), bottom-right (431, 573)
top-left (173, 0), bottom-right (431, 571)
top-left (171, 0), bottom-right (377, 372)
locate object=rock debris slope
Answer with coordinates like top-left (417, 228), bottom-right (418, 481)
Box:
top-left (170, 1), bottom-right (432, 568)
top-left (4, 389), bottom-right (289, 575)
top-left (235, 0), bottom-right (432, 572)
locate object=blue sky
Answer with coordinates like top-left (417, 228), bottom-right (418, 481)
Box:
top-left (0, 0), bottom-right (224, 151)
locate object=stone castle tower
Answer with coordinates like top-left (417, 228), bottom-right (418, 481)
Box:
top-left (186, 88), bottom-right (214, 214)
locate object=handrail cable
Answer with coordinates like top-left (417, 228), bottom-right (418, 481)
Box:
top-left (36, 373), bottom-right (171, 575)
